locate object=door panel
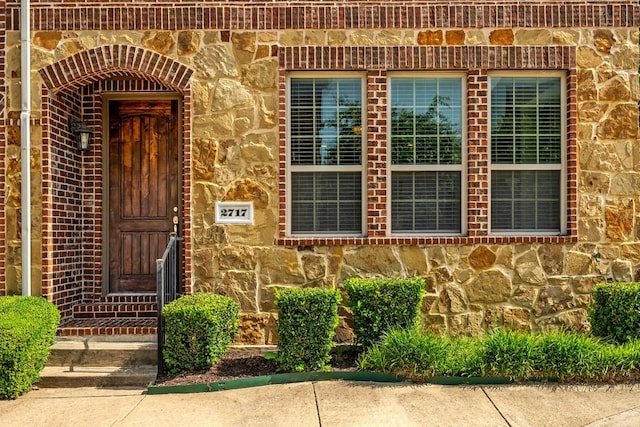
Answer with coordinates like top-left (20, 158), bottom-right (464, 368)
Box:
top-left (109, 99), bottom-right (179, 293)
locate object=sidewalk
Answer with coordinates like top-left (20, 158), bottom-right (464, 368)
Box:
top-left (1, 381), bottom-right (639, 427)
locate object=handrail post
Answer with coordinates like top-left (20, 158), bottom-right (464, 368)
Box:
top-left (156, 256), bottom-right (166, 379)
top-left (156, 233), bottom-right (181, 380)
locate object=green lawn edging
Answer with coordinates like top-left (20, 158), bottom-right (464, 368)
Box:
top-left (147, 371), bottom-right (404, 395)
top-left (147, 371), bottom-right (566, 394)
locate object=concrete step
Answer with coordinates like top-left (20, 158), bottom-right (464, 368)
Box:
top-left (47, 338), bottom-right (157, 367)
top-left (39, 336), bottom-right (158, 388)
top-left (37, 365), bottom-right (156, 388)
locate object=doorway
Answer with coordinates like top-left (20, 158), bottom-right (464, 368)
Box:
top-left (107, 99), bottom-right (180, 293)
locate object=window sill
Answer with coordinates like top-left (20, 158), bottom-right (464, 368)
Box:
top-left (277, 235), bottom-right (578, 247)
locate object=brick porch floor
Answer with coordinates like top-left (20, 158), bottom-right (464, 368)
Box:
top-left (57, 318), bottom-right (157, 336)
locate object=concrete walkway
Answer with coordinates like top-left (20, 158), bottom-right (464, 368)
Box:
top-left (1, 382), bottom-right (640, 427)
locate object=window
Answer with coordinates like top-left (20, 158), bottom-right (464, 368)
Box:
top-left (389, 75), bottom-right (464, 234)
top-left (490, 74), bottom-right (565, 234)
top-left (287, 75), bottom-right (365, 235)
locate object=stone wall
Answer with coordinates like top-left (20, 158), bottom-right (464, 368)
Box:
top-left (3, 2), bottom-right (640, 343)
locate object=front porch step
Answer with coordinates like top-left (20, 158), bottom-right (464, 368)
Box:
top-left (72, 302), bottom-right (157, 319)
top-left (46, 338), bottom-right (157, 367)
top-left (38, 336), bottom-right (158, 388)
top-left (37, 366), bottom-right (157, 388)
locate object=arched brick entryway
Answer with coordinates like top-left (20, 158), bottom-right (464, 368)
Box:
top-left (39, 45), bottom-right (193, 333)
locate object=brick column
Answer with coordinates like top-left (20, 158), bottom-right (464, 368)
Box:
top-left (366, 69), bottom-right (388, 238)
top-left (467, 69), bottom-right (489, 237)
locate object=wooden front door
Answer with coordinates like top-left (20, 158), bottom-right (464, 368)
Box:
top-left (108, 99), bottom-right (180, 293)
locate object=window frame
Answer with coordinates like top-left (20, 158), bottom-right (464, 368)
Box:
top-left (488, 71), bottom-right (568, 236)
top-left (387, 72), bottom-right (468, 236)
top-left (285, 71), bottom-right (368, 237)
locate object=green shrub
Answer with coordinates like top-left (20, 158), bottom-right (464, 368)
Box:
top-left (0, 296), bottom-right (60, 399)
top-left (162, 293), bottom-right (239, 376)
top-left (482, 329), bottom-right (540, 379)
top-left (359, 327), bottom-right (640, 383)
top-left (603, 339), bottom-right (640, 378)
top-left (534, 331), bottom-right (602, 379)
top-left (590, 282), bottom-right (640, 344)
top-left (275, 287), bottom-right (341, 372)
top-left (358, 329), bottom-right (484, 379)
top-left (344, 277), bottom-right (424, 348)
top-left (358, 329), bottom-right (465, 379)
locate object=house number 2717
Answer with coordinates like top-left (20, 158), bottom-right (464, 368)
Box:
top-left (219, 208), bottom-right (248, 218)
top-left (215, 202), bottom-right (254, 224)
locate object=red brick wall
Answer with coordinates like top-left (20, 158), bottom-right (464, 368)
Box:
top-left (41, 90), bottom-right (83, 316)
top-left (0, 0), bottom-right (5, 296)
top-left (6, 1), bottom-right (640, 31)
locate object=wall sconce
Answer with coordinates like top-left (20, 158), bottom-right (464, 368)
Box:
top-left (68, 117), bottom-right (93, 151)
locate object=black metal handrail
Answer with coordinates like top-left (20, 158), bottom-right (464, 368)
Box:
top-left (156, 233), bottom-right (181, 379)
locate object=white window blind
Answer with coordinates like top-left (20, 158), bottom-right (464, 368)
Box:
top-left (289, 76), bottom-right (364, 235)
top-left (390, 76), bottom-right (464, 234)
top-left (490, 75), bottom-right (564, 233)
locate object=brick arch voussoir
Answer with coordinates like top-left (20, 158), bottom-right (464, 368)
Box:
top-left (39, 45), bottom-right (193, 93)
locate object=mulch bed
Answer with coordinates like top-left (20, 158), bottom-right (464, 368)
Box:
top-left (156, 347), bottom-right (360, 386)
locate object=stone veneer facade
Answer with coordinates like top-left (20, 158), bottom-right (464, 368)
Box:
top-left (1, 1), bottom-right (639, 343)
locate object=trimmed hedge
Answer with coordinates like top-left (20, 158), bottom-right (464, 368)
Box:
top-left (275, 287), bottom-right (341, 372)
top-left (344, 277), bottom-right (425, 348)
top-left (0, 296), bottom-right (60, 399)
top-left (162, 293), bottom-right (239, 376)
top-left (590, 282), bottom-right (640, 344)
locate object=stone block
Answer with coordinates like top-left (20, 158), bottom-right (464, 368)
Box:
top-left (538, 245), bottom-right (564, 275)
top-left (611, 259), bottom-right (633, 282)
top-left (258, 249), bottom-right (305, 285)
top-left (142, 31), bottom-right (175, 54)
top-left (301, 254), bottom-right (327, 281)
top-left (566, 251), bottom-right (593, 275)
top-left (533, 285), bottom-right (575, 317)
top-left (468, 245), bottom-right (496, 270)
top-left (235, 313), bottom-right (277, 345)
top-left (489, 29), bottom-right (514, 45)
top-left (445, 30), bottom-right (465, 45)
top-left (447, 311), bottom-right (484, 337)
top-left (33, 31), bottom-right (62, 50)
top-left (177, 31), bottom-right (201, 56)
top-left (536, 309), bottom-right (590, 334)
top-left (398, 246), bottom-right (428, 276)
top-left (511, 287), bottom-right (538, 308)
top-left (514, 29), bottom-right (552, 45)
top-left (242, 59), bottom-right (278, 90)
top-left (436, 284), bottom-right (468, 315)
top-left (605, 198), bottom-right (635, 241)
top-left (464, 270), bottom-right (511, 304)
top-left (342, 246), bottom-right (402, 276)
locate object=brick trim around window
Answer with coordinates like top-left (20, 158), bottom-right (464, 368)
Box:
top-left (277, 45), bottom-right (578, 246)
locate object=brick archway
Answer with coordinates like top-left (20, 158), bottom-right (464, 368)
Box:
top-left (39, 44), bottom-right (192, 93)
top-left (38, 46), bottom-right (193, 328)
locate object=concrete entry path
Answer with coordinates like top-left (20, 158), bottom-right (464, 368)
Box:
top-left (1, 382), bottom-right (640, 427)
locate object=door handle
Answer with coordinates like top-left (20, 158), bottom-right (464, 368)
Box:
top-left (172, 206), bottom-right (179, 234)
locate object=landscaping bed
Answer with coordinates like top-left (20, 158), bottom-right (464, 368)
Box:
top-left (155, 346), bottom-right (360, 387)
top-left (152, 281), bottom-right (640, 392)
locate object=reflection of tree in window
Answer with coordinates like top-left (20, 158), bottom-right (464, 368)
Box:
top-left (290, 78), bottom-right (361, 167)
top-left (391, 95), bottom-right (461, 166)
top-left (491, 77), bottom-right (561, 165)
top-left (289, 77), bottom-right (363, 235)
top-left (389, 77), bottom-right (463, 234)
top-left (319, 81), bottom-right (361, 166)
